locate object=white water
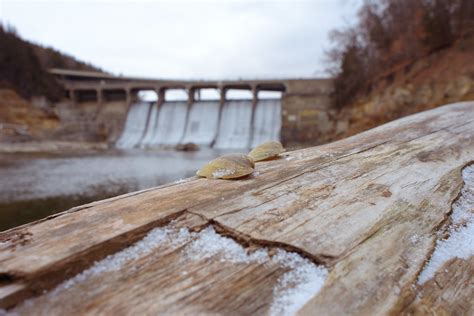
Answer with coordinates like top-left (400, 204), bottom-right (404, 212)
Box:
top-left (152, 101), bottom-right (188, 146)
top-left (214, 100), bottom-right (253, 149)
top-left (251, 99), bottom-right (282, 148)
top-left (140, 104), bottom-right (159, 147)
top-left (116, 102), bottom-right (152, 148)
top-left (181, 101), bottom-right (220, 146)
top-left (116, 98), bottom-right (282, 149)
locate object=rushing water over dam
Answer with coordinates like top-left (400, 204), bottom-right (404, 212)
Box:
top-left (182, 101), bottom-right (220, 146)
top-left (251, 99), bottom-right (281, 148)
top-left (117, 99), bottom-right (282, 149)
top-left (214, 100), bottom-right (253, 149)
top-left (152, 101), bottom-right (188, 146)
top-left (116, 102), bottom-right (152, 148)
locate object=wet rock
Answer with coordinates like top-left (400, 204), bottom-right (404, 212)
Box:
top-left (175, 143), bottom-right (200, 152)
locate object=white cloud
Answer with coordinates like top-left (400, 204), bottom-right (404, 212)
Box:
top-left (1, 0), bottom-right (362, 79)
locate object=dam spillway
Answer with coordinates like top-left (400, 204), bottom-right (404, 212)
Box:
top-left (181, 101), bottom-right (221, 146)
top-left (251, 99), bottom-right (282, 148)
top-left (152, 101), bottom-right (188, 146)
top-left (117, 98), bottom-right (282, 149)
top-left (116, 102), bottom-right (152, 149)
top-left (214, 100), bottom-right (253, 149)
top-left (140, 103), bottom-right (159, 147)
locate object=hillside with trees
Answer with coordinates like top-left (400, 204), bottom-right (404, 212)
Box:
top-left (321, 0), bottom-right (474, 143)
top-left (328, 0), bottom-right (474, 108)
top-left (0, 23), bottom-right (103, 101)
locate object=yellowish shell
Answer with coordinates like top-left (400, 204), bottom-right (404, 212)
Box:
top-left (196, 153), bottom-right (255, 179)
top-left (248, 141), bottom-right (285, 162)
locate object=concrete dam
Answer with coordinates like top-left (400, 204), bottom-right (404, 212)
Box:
top-left (116, 98), bottom-right (281, 149)
top-left (50, 69), bottom-right (334, 146)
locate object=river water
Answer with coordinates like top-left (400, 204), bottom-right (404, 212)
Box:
top-left (0, 148), bottom-right (230, 231)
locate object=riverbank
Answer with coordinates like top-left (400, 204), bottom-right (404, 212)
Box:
top-left (0, 141), bottom-right (109, 154)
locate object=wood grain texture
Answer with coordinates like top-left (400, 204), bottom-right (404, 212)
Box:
top-left (9, 213), bottom-right (298, 315)
top-left (403, 257), bottom-right (474, 315)
top-left (0, 102), bottom-right (473, 314)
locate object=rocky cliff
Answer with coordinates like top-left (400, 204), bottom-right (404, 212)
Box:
top-left (0, 89), bottom-right (59, 143)
top-left (0, 88), bottom-right (127, 148)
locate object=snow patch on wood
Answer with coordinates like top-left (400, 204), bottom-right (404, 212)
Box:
top-left (17, 224), bottom-right (328, 315)
top-left (418, 164), bottom-right (474, 284)
top-left (269, 250), bottom-right (328, 316)
top-left (183, 227), bottom-right (328, 315)
top-left (184, 226), bottom-right (269, 264)
top-left (55, 226), bottom-right (192, 292)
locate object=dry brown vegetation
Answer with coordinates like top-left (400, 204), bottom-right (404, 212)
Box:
top-left (328, 0), bottom-right (474, 108)
top-left (0, 89), bottom-right (59, 142)
top-left (0, 23), bottom-right (102, 101)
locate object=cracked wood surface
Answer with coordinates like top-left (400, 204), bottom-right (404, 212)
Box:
top-left (8, 213), bottom-right (300, 315)
top-left (0, 102), bottom-right (473, 314)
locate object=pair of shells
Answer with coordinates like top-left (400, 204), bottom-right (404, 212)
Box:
top-left (196, 141), bottom-right (285, 179)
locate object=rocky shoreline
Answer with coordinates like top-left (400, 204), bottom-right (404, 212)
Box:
top-left (0, 141), bottom-right (109, 154)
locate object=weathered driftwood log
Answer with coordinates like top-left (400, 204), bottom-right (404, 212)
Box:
top-left (0, 102), bottom-right (473, 315)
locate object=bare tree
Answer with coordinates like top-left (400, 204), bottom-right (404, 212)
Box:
top-left (326, 0), bottom-right (473, 108)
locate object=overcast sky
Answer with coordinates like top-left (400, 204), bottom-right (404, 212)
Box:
top-left (1, 0), bottom-right (361, 80)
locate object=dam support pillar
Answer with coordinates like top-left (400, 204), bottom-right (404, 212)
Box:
top-left (157, 88), bottom-right (165, 107)
top-left (155, 88), bottom-right (166, 127)
top-left (97, 88), bottom-right (103, 105)
top-left (211, 87), bottom-right (226, 147)
top-left (248, 86), bottom-right (259, 148)
top-left (69, 89), bottom-right (76, 105)
top-left (179, 87), bottom-right (195, 144)
top-left (93, 88), bottom-right (104, 120)
top-left (138, 90), bottom-right (156, 144)
top-left (116, 88), bottom-right (133, 144)
top-left (125, 88), bottom-right (132, 107)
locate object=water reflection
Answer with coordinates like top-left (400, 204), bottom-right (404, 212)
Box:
top-left (0, 148), bottom-right (229, 231)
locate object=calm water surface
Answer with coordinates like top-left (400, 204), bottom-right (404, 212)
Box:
top-left (0, 148), bottom-right (229, 231)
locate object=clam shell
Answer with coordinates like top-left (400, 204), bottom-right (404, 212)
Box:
top-left (248, 141), bottom-right (285, 162)
top-left (196, 153), bottom-right (255, 179)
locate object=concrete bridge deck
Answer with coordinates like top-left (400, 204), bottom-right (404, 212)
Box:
top-left (50, 68), bottom-right (332, 101)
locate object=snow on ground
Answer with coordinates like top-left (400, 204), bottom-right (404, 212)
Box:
top-left (418, 164), bottom-right (474, 284)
